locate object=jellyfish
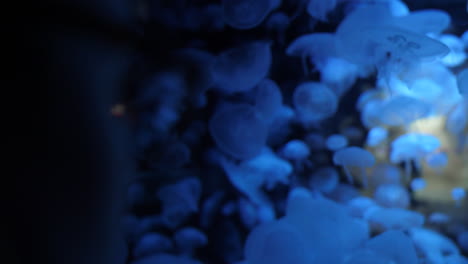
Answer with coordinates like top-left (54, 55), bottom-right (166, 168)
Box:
top-left (368, 164), bottom-right (402, 188)
top-left (222, 0), bottom-right (277, 29)
top-left (265, 12), bottom-right (290, 45)
top-left (156, 177), bottom-right (202, 229)
top-left (445, 100), bottom-right (467, 153)
top-left (365, 230), bottom-right (418, 264)
top-left (428, 212), bottom-right (450, 225)
top-left (457, 231), bottom-right (468, 252)
top-left (363, 26), bottom-right (450, 65)
top-left (254, 79), bottom-right (283, 122)
top-left (390, 133), bottom-right (441, 179)
top-left (451, 187), bottom-right (466, 208)
top-left (173, 227), bottom-right (208, 255)
top-left (309, 167), bottom-right (339, 194)
top-left (425, 151), bottom-right (448, 173)
top-left (293, 82), bottom-right (338, 126)
top-left (286, 33), bottom-right (336, 75)
top-left (335, 4), bottom-right (393, 66)
top-left (332, 146), bottom-right (376, 186)
top-left (279, 139), bottom-right (310, 160)
top-left (320, 57), bottom-right (361, 97)
top-left (212, 41), bottom-right (272, 94)
top-left (325, 134), bottom-right (348, 151)
top-left (457, 69), bottom-right (468, 97)
top-left (361, 99), bottom-right (385, 129)
top-left (337, 4), bottom-right (449, 68)
top-left (306, 0), bottom-right (337, 22)
top-left (365, 207), bottom-right (424, 231)
top-left (241, 147), bottom-right (293, 190)
top-left (346, 196), bottom-right (377, 218)
top-left (462, 30), bottom-right (468, 46)
top-left (439, 34), bottom-right (467, 67)
top-left (342, 248), bottom-right (391, 264)
top-left (378, 96), bottom-right (431, 127)
top-left (279, 139), bottom-right (311, 172)
top-left (373, 183), bottom-right (410, 209)
top-left (366, 127), bottom-right (388, 147)
top-left (408, 228), bottom-right (461, 264)
top-left (410, 178), bottom-right (426, 192)
top-left (209, 103), bottom-right (268, 160)
top-left (408, 78), bottom-right (442, 102)
top-left (392, 9), bottom-right (451, 35)
top-left (133, 233), bottom-right (173, 258)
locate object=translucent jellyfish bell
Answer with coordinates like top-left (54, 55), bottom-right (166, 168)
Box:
top-left (337, 4), bottom-right (449, 67)
top-left (293, 82), bottom-right (338, 125)
top-left (451, 187), bottom-right (466, 207)
top-left (279, 139), bottom-right (310, 160)
top-left (425, 151), bottom-right (448, 172)
top-left (213, 41), bottom-right (272, 94)
top-left (392, 9), bottom-right (451, 35)
top-left (306, 0), bottom-right (338, 22)
top-left (254, 79), bottom-right (283, 122)
top-left (373, 183), bottom-right (410, 209)
top-left (335, 4), bottom-right (393, 65)
top-left (390, 133), bottom-right (441, 178)
top-left (439, 34), bottom-right (467, 67)
top-left (363, 26), bottom-right (450, 64)
top-left (365, 230), bottom-right (418, 264)
top-left (410, 178), bottom-right (426, 192)
top-left (366, 127), bottom-right (388, 147)
top-left (408, 79), bottom-right (443, 104)
top-left (378, 96), bottom-right (431, 127)
top-left (332, 146), bottom-right (376, 185)
top-left (209, 104), bottom-right (268, 160)
top-left (309, 167), bottom-right (339, 194)
top-left (325, 134), bottom-right (348, 151)
top-left (457, 69), bottom-right (468, 97)
top-left (445, 101), bottom-right (467, 152)
top-left (286, 33), bottom-right (336, 74)
top-left (286, 33), bottom-right (336, 58)
top-left (222, 0), bottom-right (277, 29)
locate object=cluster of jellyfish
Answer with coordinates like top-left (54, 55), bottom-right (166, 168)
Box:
top-left (123, 0), bottom-right (468, 264)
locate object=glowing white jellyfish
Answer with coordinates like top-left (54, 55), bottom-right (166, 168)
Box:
top-left (390, 133), bottom-right (441, 179)
top-left (336, 4), bottom-right (450, 68)
top-left (286, 33), bottom-right (336, 74)
top-left (366, 127), bottom-right (388, 147)
top-left (293, 82), bottom-right (338, 126)
top-left (392, 9), bottom-right (451, 35)
top-left (378, 96), bottom-right (431, 127)
top-left (438, 34), bottom-right (467, 67)
top-left (333, 146), bottom-right (376, 185)
top-left (335, 4), bottom-right (393, 66)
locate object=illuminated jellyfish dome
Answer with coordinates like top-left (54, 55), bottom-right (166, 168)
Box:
top-left (125, 1), bottom-right (468, 264)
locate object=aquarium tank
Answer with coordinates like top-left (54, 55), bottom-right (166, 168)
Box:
top-left (24, 0), bottom-right (468, 263)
